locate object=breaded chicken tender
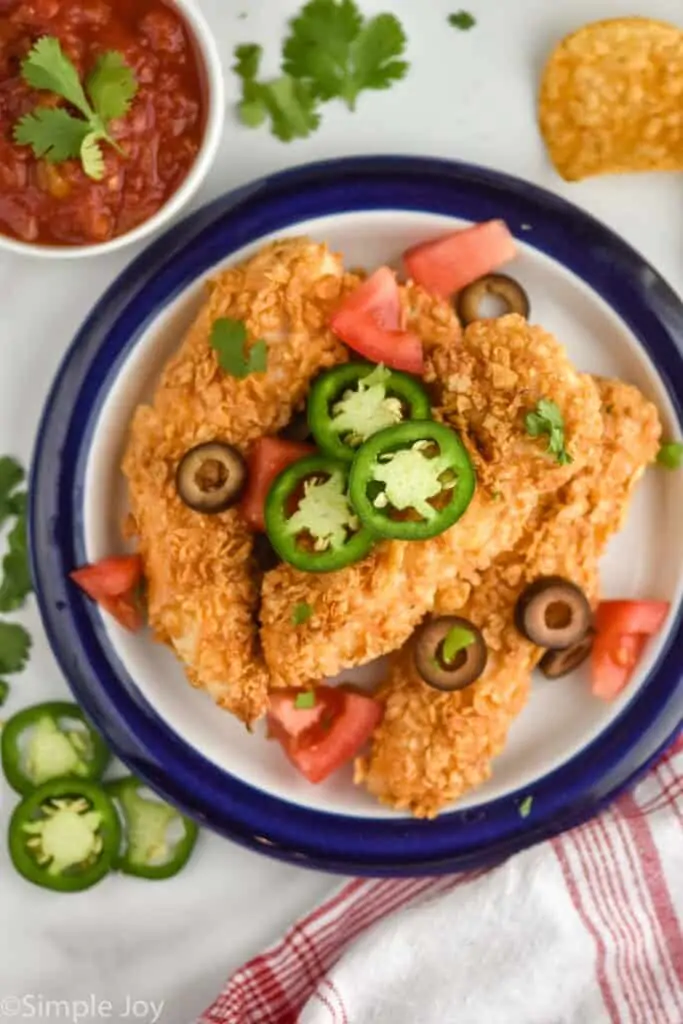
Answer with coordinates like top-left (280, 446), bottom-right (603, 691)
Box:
top-left (260, 314), bottom-right (603, 688)
top-left (356, 379), bottom-right (661, 817)
top-left (122, 239), bottom-right (356, 722)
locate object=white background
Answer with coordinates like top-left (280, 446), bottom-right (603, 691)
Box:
top-left (0, 1), bottom-right (681, 1021)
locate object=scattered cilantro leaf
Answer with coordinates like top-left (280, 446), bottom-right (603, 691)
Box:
top-left (295, 691), bottom-right (316, 709)
top-left (0, 514), bottom-right (32, 613)
top-left (233, 44), bottom-right (320, 141)
top-left (210, 318), bottom-right (268, 378)
top-left (448, 11), bottom-right (476, 31)
top-left (86, 51), bottom-right (137, 123)
top-left (518, 795), bottom-right (534, 818)
top-left (442, 624), bottom-right (475, 664)
top-left (14, 36), bottom-right (137, 180)
top-left (283, 0), bottom-right (408, 111)
top-left (234, 43), bottom-right (263, 81)
top-left (0, 458), bottom-right (24, 528)
top-left (292, 601), bottom-right (313, 626)
top-left (13, 108), bottom-right (90, 164)
top-left (525, 398), bottom-right (572, 466)
top-left (656, 441), bottom-right (683, 470)
top-left (0, 621), bottom-right (31, 675)
top-left (0, 680), bottom-right (8, 706)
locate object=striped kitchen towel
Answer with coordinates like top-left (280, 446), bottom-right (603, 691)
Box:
top-left (199, 734), bottom-right (683, 1024)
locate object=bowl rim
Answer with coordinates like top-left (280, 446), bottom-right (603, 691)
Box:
top-left (0, 0), bottom-right (225, 261)
top-left (28, 155), bottom-right (683, 875)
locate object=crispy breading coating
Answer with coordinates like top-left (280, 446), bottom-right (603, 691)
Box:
top-left (356, 379), bottom-right (661, 817)
top-left (122, 239), bottom-right (355, 722)
top-left (260, 314), bottom-right (604, 688)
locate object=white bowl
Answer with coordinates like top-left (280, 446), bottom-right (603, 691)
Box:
top-left (0, 0), bottom-right (224, 261)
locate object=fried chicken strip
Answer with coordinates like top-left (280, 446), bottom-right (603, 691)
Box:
top-left (122, 239), bottom-right (354, 722)
top-left (356, 379), bottom-right (661, 817)
top-left (260, 313), bottom-right (603, 687)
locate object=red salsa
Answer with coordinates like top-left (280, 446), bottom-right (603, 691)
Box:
top-left (0, 0), bottom-right (207, 246)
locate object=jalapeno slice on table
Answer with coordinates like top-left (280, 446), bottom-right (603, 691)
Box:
top-left (308, 363), bottom-right (432, 462)
top-left (8, 778), bottom-right (121, 892)
top-left (349, 421), bottom-right (476, 540)
top-left (1, 701), bottom-right (111, 796)
top-left (265, 454), bottom-right (374, 573)
top-left (106, 777), bottom-right (198, 880)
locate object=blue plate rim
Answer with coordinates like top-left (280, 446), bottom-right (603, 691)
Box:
top-left (29, 155), bottom-right (683, 876)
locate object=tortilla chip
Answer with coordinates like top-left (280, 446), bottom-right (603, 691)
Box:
top-left (539, 17), bottom-right (683, 181)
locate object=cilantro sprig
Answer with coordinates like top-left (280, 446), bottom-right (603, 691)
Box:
top-left (0, 457), bottom-right (33, 703)
top-left (210, 318), bottom-right (268, 378)
top-left (525, 399), bottom-right (573, 466)
top-left (448, 11), bottom-right (476, 31)
top-left (13, 37), bottom-right (138, 181)
top-left (234, 0), bottom-right (409, 141)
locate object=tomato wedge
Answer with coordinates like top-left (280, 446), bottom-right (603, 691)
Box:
top-left (239, 437), bottom-right (315, 532)
top-left (591, 600), bottom-right (670, 701)
top-left (70, 555), bottom-right (144, 632)
top-left (267, 686), bottom-right (384, 784)
top-left (330, 268), bottom-right (424, 374)
top-left (403, 220), bottom-right (517, 300)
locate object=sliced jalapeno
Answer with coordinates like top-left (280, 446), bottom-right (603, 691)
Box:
top-left (348, 421), bottom-right (476, 541)
top-left (8, 778), bottom-right (121, 892)
top-left (265, 454), bottom-right (374, 573)
top-left (1, 701), bottom-right (111, 796)
top-left (308, 363), bottom-right (432, 462)
top-left (106, 777), bottom-right (199, 881)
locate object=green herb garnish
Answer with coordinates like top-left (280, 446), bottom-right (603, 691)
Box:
top-left (292, 601), bottom-right (314, 626)
top-left (13, 38), bottom-right (138, 181)
top-left (0, 680), bottom-right (9, 706)
top-left (525, 399), bottom-right (572, 465)
top-left (442, 625), bottom-right (475, 664)
top-left (295, 691), bottom-right (316, 709)
top-left (210, 318), bottom-right (268, 378)
top-left (0, 514), bottom-right (32, 613)
top-left (448, 11), bottom-right (476, 31)
top-left (518, 796), bottom-right (533, 818)
top-left (0, 622), bottom-right (31, 676)
top-left (656, 441), bottom-right (683, 471)
top-left (233, 44), bottom-right (320, 141)
top-left (0, 458), bottom-right (25, 529)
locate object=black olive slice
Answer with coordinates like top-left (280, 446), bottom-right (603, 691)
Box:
top-left (280, 411), bottom-right (313, 443)
top-left (457, 274), bottom-right (530, 325)
top-left (176, 442), bottom-right (247, 514)
top-left (515, 576), bottom-right (592, 650)
top-left (539, 629), bottom-right (595, 679)
top-left (414, 616), bottom-right (488, 692)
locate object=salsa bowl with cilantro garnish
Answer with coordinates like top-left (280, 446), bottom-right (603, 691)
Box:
top-left (0, 0), bottom-right (223, 258)
top-left (29, 158), bottom-right (683, 875)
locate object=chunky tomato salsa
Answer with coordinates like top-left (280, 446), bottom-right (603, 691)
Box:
top-left (0, 0), bottom-right (206, 246)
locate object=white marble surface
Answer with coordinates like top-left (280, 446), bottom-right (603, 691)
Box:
top-left (0, 1), bottom-right (681, 1020)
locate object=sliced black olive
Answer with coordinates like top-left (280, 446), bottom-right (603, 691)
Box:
top-left (176, 442), bottom-right (247, 514)
top-left (414, 616), bottom-right (488, 692)
top-left (457, 274), bottom-right (530, 325)
top-left (279, 411), bottom-right (312, 443)
top-left (515, 576), bottom-right (592, 650)
top-left (252, 533), bottom-right (281, 573)
top-left (539, 629), bottom-right (595, 679)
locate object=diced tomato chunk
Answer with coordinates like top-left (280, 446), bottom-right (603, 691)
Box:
top-left (338, 267), bottom-right (402, 329)
top-left (70, 555), bottom-right (144, 632)
top-left (403, 220), bottom-right (517, 299)
top-left (590, 600), bottom-right (670, 701)
top-left (240, 437), bottom-right (315, 532)
top-left (267, 686), bottom-right (384, 784)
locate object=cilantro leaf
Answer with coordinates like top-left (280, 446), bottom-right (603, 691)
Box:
top-left (656, 441), bottom-right (683, 470)
top-left (0, 458), bottom-right (24, 528)
top-left (442, 624), bottom-right (475, 664)
top-left (525, 399), bottom-right (572, 465)
top-left (234, 43), bottom-right (263, 81)
top-left (295, 691), bottom-right (316, 709)
top-left (0, 679), bottom-right (8, 706)
top-left (448, 11), bottom-right (476, 31)
top-left (21, 36), bottom-right (92, 118)
top-left (210, 318), bottom-right (269, 378)
top-left (292, 601), bottom-right (313, 626)
top-left (0, 514), bottom-right (32, 613)
top-left (518, 795), bottom-right (534, 818)
top-left (260, 76), bottom-right (321, 141)
top-left (86, 51), bottom-right (137, 123)
top-left (13, 107), bottom-right (90, 163)
top-left (80, 132), bottom-right (106, 181)
top-left (0, 621), bottom-right (31, 675)
top-left (283, 0), bottom-right (408, 111)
